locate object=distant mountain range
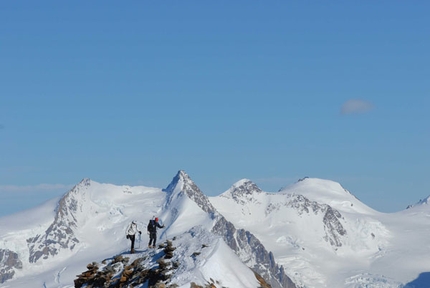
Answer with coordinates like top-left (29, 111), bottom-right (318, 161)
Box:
top-left (1, 170), bottom-right (430, 287)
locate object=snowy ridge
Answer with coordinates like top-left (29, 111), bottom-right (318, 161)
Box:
top-left (164, 170), bottom-right (217, 216)
top-left (406, 195), bottom-right (430, 210)
top-left (211, 217), bottom-right (295, 288)
top-left (210, 177), bottom-right (430, 287)
top-left (162, 171), bottom-right (296, 288)
top-left (168, 226), bottom-right (262, 288)
top-left (27, 179), bottom-right (91, 263)
top-left (0, 171), bottom-right (296, 287)
top-left (279, 177), bottom-right (376, 215)
top-left (2, 172), bottom-right (430, 287)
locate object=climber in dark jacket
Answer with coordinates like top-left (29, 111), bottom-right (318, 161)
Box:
top-left (147, 217), bottom-right (164, 248)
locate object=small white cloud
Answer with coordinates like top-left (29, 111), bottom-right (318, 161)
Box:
top-left (341, 99), bottom-right (374, 115)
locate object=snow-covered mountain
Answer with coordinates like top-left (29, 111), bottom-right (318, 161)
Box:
top-left (210, 177), bottom-right (430, 287)
top-left (0, 171), bottom-right (295, 288)
top-left (1, 171), bottom-right (430, 287)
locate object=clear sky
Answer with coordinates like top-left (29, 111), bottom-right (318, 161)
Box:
top-left (1, 1), bottom-right (429, 217)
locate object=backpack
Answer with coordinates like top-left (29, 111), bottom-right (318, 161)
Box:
top-left (147, 220), bottom-right (156, 233)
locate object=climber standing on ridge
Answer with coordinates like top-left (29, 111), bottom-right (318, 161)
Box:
top-left (147, 217), bottom-right (164, 248)
top-left (126, 220), bottom-right (141, 254)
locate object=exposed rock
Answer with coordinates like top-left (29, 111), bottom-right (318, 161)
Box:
top-left (74, 238), bottom-right (268, 288)
top-left (166, 170), bottom-right (296, 288)
top-left (27, 179), bottom-right (91, 263)
top-left (0, 249), bottom-right (23, 283)
top-left (323, 206), bottom-right (347, 247)
top-left (227, 179), bottom-right (263, 205)
top-left (212, 217), bottom-right (296, 288)
top-left (74, 239), bottom-right (176, 288)
top-left (267, 193), bottom-right (348, 248)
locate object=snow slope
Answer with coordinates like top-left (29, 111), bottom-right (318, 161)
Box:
top-left (2, 173), bottom-right (430, 288)
top-left (0, 172), bottom-right (287, 288)
top-left (210, 177), bottom-right (430, 288)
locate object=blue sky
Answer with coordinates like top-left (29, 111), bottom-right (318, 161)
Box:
top-left (1, 1), bottom-right (429, 216)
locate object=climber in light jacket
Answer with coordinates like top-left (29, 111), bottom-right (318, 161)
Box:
top-left (126, 220), bottom-right (141, 254)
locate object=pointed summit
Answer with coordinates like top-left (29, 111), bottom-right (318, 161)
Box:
top-left (164, 170), bottom-right (190, 194)
top-left (164, 170), bottom-right (217, 215)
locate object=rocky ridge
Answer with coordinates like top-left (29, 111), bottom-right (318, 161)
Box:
top-left (267, 193), bottom-right (347, 248)
top-left (167, 171), bottom-right (296, 288)
top-left (26, 179), bottom-right (90, 263)
top-left (0, 249), bottom-right (22, 283)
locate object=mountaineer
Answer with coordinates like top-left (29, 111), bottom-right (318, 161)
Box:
top-left (126, 220), bottom-right (141, 253)
top-left (147, 217), bottom-right (164, 248)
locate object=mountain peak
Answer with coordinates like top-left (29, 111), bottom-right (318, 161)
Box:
top-left (164, 170), bottom-right (217, 215)
top-left (64, 178), bottom-right (92, 196)
top-left (230, 179), bottom-right (262, 195)
top-left (283, 177), bottom-right (354, 198)
top-left (220, 179), bottom-right (263, 204)
top-left (77, 178), bottom-right (92, 187)
top-left (279, 177), bottom-right (375, 214)
top-left (163, 170), bottom-right (191, 194)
